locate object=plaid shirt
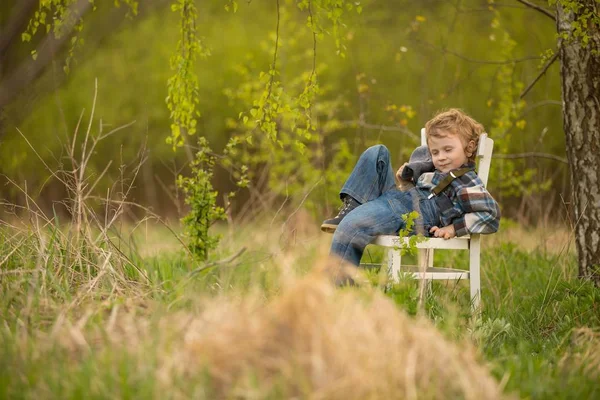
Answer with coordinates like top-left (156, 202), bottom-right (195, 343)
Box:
top-left (415, 163), bottom-right (501, 237)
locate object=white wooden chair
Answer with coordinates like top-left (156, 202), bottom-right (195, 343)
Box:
top-left (368, 129), bottom-right (494, 312)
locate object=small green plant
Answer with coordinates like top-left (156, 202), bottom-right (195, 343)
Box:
top-left (395, 210), bottom-right (426, 256)
top-left (177, 138), bottom-right (225, 262)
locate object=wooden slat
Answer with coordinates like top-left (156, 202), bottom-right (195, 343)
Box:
top-left (358, 263), bottom-right (470, 280)
top-left (372, 236), bottom-right (470, 249)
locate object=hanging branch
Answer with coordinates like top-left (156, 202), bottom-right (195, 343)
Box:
top-left (414, 38), bottom-right (542, 65)
top-left (304, 0), bottom-right (318, 120)
top-left (265, 0), bottom-right (281, 105)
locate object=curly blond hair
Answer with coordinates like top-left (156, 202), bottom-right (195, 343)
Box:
top-left (425, 108), bottom-right (485, 162)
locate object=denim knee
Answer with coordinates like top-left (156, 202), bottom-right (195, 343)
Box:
top-left (363, 144), bottom-right (390, 161)
top-left (333, 214), bottom-right (373, 249)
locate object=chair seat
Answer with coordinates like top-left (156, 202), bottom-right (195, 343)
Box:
top-left (372, 235), bottom-right (471, 250)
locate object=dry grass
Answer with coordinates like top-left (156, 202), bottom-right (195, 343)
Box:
top-left (560, 327), bottom-right (600, 380)
top-left (37, 264), bottom-right (509, 400)
top-left (485, 221), bottom-right (574, 255)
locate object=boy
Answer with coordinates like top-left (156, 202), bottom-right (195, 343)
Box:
top-left (321, 108), bottom-right (500, 266)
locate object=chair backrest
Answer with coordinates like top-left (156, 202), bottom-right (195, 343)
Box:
top-left (420, 128), bottom-right (494, 186)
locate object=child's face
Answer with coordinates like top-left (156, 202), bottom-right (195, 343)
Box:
top-left (428, 132), bottom-right (474, 173)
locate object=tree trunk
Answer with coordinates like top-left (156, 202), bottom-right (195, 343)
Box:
top-left (557, 1), bottom-right (600, 286)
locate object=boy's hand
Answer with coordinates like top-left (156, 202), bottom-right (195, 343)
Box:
top-left (429, 225), bottom-right (456, 240)
top-left (396, 163), bottom-right (414, 190)
top-left (395, 163), bottom-right (408, 182)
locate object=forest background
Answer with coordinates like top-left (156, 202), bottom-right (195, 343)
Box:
top-left (0, 0), bottom-right (567, 227)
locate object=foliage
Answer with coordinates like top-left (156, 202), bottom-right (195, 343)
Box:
top-left (170, 0), bottom-right (362, 257)
top-left (220, 0), bottom-right (363, 214)
top-left (486, 4), bottom-right (552, 200)
top-left (550, 0), bottom-right (600, 55)
top-left (6, 0), bottom-right (570, 225)
top-left (177, 138), bottom-right (225, 261)
top-left (166, 0), bottom-right (209, 149)
top-left (395, 210), bottom-right (426, 256)
top-left (21, 0), bottom-right (139, 72)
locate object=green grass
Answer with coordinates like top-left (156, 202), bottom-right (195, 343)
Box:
top-left (387, 243), bottom-right (600, 399)
top-left (1, 222), bottom-right (599, 399)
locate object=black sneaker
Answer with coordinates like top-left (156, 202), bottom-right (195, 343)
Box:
top-left (320, 196), bottom-right (361, 233)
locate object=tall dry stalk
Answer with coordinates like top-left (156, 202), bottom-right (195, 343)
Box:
top-left (3, 80), bottom-right (158, 304)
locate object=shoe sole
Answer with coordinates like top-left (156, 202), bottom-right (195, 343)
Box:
top-left (320, 223), bottom-right (337, 233)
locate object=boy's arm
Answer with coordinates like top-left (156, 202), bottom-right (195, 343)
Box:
top-left (452, 184), bottom-right (501, 237)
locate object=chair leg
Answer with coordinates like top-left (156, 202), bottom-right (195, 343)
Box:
top-left (387, 248), bottom-right (401, 284)
top-left (417, 249), bottom-right (434, 298)
top-left (469, 235), bottom-right (481, 313)
top-left (427, 249), bottom-right (434, 295)
top-left (427, 249), bottom-right (434, 269)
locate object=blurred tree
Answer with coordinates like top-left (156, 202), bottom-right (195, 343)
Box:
top-left (0, 0), bottom-right (91, 127)
top-left (0, 0), bottom-right (169, 132)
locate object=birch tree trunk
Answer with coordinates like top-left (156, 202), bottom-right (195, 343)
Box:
top-left (557, 1), bottom-right (600, 286)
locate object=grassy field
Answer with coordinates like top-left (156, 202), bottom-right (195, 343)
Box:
top-left (1, 213), bottom-right (599, 399)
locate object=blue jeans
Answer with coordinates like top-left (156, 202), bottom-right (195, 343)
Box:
top-left (330, 145), bottom-right (440, 266)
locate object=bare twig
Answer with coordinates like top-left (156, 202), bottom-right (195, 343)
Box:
top-left (154, 173), bottom-right (180, 214)
top-left (280, 177), bottom-right (323, 236)
top-left (340, 120), bottom-right (420, 141)
top-left (0, 241), bottom-right (26, 268)
top-left (1, 176), bottom-right (50, 221)
top-left (188, 247), bottom-right (247, 276)
top-left (84, 160), bottom-right (113, 198)
top-left (516, 0), bottom-right (556, 21)
top-left (270, 181), bottom-right (289, 230)
top-left (15, 128), bottom-right (69, 187)
top-left (68, 110), bottom-right (85, 166)
top-left (520, 51), bottom-right (560, 99)
top-left (415, 39), bottom-right (542, 65)
top-left (494, 152), bottom-right (568, 164)
top-left (97, 120), bottom-right (137, 141)
top-left (80, 79), bottom-right (99, 183)
top-left (86, 196), bottom-right (196, 261)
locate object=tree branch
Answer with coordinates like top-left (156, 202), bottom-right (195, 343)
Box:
top-left (188, 247), bottom-right (247, 276)
top-left (515, 0), bottom-right (556, 21)
top-left (494, 152), bottom-right (568, 164)
top-left (415, 39), bottom-right (542, 65)
top-left (520, 51), bottom-right (560, 98)
top-left (340, 120), bottom-right (419, 141)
